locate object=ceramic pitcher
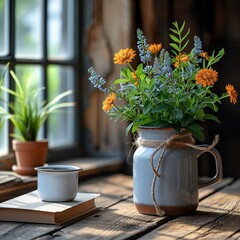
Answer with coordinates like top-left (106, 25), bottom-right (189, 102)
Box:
top-left (133, 127), bottom-right (222, 216)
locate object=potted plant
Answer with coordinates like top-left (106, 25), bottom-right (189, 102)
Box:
top-left (88, 21), bottom-right (238, 216)
top-left (0, 64), bottom-right (74, 176)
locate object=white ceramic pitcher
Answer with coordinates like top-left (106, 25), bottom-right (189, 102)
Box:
top-left (133, 127), bottom-right (222, 216)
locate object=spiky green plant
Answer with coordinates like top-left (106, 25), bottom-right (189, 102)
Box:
top-left (0, 64), bottom-right (75, 141)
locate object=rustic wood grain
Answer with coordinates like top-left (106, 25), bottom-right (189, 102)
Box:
top-left (0, 223), bottom-right (58, 240)
top-left (36, 177), bottom-right (233, 240)
top-left (228, 231), bottom-right (240, 240)
top-left (0, 175), bottom-right (236, 240)
top-left (0, 174), bottom-right (133, 240)
top-left (79, 174), bottom-right (133, 208)
top-left (0, 180), bottom-right (37, 203)
top-left (85, 0), bottom-right (132, 154)
top-left (49, 197), bottom-right (164, 240)
top-left (139, 0), bottom-right (159, 44)
top-left (139, 179), bottom-right (240, 240)
top-left (199, 178), bottom-right (233, 199)
top-left (54, 157), bottom-right (123, 179)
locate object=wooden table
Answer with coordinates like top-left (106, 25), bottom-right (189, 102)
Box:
top-left (0, 174), bottom-right (239, 240)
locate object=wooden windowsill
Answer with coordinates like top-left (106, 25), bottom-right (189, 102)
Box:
top-left (0, 157), bottom-right (124, 202)
top-left (53, 156), bottom-right (124, 179)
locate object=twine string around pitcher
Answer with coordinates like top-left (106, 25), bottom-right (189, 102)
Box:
top-left (136, 132), bottom-right (219, 216)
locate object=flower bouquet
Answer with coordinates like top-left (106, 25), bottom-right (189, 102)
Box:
top-left (88, 21), bottom-right (237, 142)
top-left (88, 21), bottom-right (237, 216)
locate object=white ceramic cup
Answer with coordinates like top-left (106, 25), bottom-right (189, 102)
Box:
top-left (35, 165), bottom-right (82, 202)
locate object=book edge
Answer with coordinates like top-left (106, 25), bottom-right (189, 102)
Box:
top-left (0, 192), bottom-right (100, 224)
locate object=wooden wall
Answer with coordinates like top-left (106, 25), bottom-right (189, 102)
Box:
top-left (84, 0), bottom-right (134, 162)
top-left (83, 0), bottom-right (240, 177)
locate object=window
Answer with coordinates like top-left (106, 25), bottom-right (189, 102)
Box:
top-left (0, 0), bottom-right (81, 160)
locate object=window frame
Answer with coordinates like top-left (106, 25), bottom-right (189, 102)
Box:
top-left (0, 0), bottom-right (84, 162)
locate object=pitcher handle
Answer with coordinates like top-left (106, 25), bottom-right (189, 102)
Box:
top-left (197, 146), bottom-right (223, 189)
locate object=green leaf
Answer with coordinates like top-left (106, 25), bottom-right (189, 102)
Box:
top-left (171, 49), bottom-right (178, 56)
top-left (179, 21), bottom-right (185, 33)
top-left (120, 68), bottom-right (129, 79)
top-left (0, 67), bottom-right (74, 141)
top-left (196, 109), bottom-right (205, 119)
top-left (170, 43), bottom-right (180, 52)
top-left (180, 39), bottom-right (189, 52)
top-left (113, 78), bottom-right (130, 84)
top-left (152, 104), bottom-right (168, 113)
top-left (213, 104), bottom-right (218, 112)
top-left (126, 122), bottom-right (134, 135)
top-left (0, 62), bottom-right (10, 87)
top-left (143, 100), bottom-right (151, 114)
top-left (148, 78), bottom-right (155, 89)
top-left (181, 28), bottom-right (190, 42)
top-left (173, 108), bottom-right (183, 120)
top-left (139, 74), bottom-right (147, 82)
top-left (132, 123), bottom-right (140, 133)
top-left (203, 114), bottom-right (220, 123)
top-left (180, 115), bottom-right (194, 127)
top-left (219, 48), bottom-right (225, 55)
top-left (169, 28), bottom-right (178, 35)
top-left (10, 71), bottom-right (24, 98)
top-left (136, 63), bottom-right (143, 75)
top-left (126, 68), bottom-right (133, 79)
top-left (186, 123), bottom-right (205, 142)
top-left (172, 21), bottom-right (179, 30)
top-left (169, 34), bottom-right (180, 43)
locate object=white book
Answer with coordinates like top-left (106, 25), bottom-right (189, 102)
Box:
top-left (0, 190), bottom-right (100, 225)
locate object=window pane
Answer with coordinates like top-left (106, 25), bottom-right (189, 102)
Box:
top-left (47, 0), bottom-right (74, 59)
top-left (15, 65), bottom-right (44, 139)
top-left (15, 0), bottom-right (43, 59)
top-left (47, 65), bottom-right (75, 148)
top-left (0, 65), bottom-right (9, 155)
top-left (15, 65), bottom-right (42, 92)
top-left (0, 0), bottom-right (9, 56)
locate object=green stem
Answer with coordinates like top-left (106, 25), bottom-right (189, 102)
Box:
top-left (112, 103), bottom-right (134, 122)
top-left (127, 63), bottom-right (134, 72)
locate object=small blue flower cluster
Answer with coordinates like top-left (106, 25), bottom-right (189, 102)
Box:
top-left (180, 62), bottom-right (196, 79)
top-left (136, 29), bottom-right (151, 64)
top-left (153, 49), bottom-right (173, 80)
top-left (193, 36), bottom-right (202, 55)
top-left (88, 67), bottom-right (108, 93)
top-left (143, 65), bottom-right (154, 75)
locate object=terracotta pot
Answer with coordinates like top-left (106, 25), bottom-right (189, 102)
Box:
top-left (12, 140), bottom-right (48, 176)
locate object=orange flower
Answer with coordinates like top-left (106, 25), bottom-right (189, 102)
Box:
top-left (195, 69), bottom-right (218, 87)
top-left (226, 84), bottom-right (238, 105)
top-left (132, 71), bottom-right (139, 85)
top-left (102, 93), bottom-right (116, 111)
top-left (148, 43), bottom-right (162, 55)
top-left (174, 54), bottom-right (190, 68)
top-left (113, 48), bottom-right (136, 65)
top-left (199, 51), bottom-right (210, 60)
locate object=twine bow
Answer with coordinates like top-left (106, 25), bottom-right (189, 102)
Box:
top-left (136, 131), bottom-right (219, 216)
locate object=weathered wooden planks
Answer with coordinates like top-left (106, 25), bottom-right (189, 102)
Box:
top-left (199, 178), bottom-right (233, 199)
top-left (139, 179), bottom-right (240, 240)
top-left (0, 175), bottom-right (237, 240)
top-left (85, 0), bottom-right (132, 154)
top-left (49, 197), bottom-right (164, 240)
top-left (0, 174), bottom-right (133, 240)
top-left (38, 176), bottom-right (233, 240)
top-left (79, 174), bottom-right (134, 208)
top-left (0, 223), bottom-right (58, 240)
